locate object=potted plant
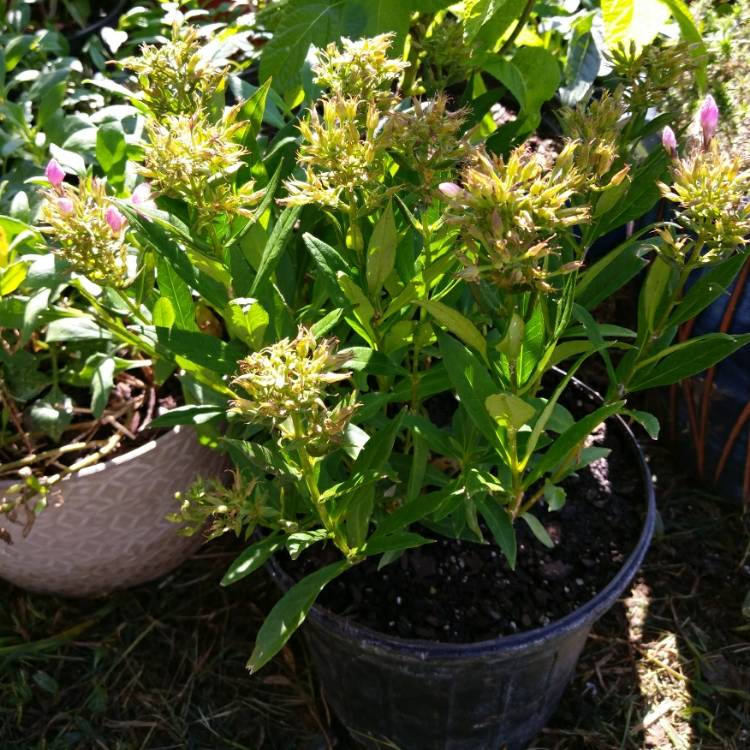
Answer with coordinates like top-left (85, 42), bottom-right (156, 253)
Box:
top-left (0, 23), bottom-right (267, 597)
top-left (0, 157), bottom-right (233, 597)
top-left (158, 33), bottom-right (749, 748)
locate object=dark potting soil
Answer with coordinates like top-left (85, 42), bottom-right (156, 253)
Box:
top-left (289, 419), bottom-right (645, 644)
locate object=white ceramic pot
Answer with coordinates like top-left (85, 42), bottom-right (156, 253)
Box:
top-left (0, 426), bottom-right (227, 597)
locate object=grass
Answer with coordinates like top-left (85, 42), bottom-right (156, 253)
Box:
top-left (1, 445), bottom-right (748, 749)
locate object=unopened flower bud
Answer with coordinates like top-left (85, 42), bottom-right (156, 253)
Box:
top-left (439, 182), bottom-right (462, 199)
top-left (105, 205), bottom-right (125, 233)
top-left (131, 182), bottom-right (152, 205)
top-left (699, 95), bottom-right (719, 145)
top-left (661, 126), bottom-right (677, 158)
top-left (57, 197), bottom-right (74, 215)
top-left (45, 159), bottom-right (66, 188)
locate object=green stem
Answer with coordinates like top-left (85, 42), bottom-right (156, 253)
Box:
top-left (498, 0), bottom-right (536, 56)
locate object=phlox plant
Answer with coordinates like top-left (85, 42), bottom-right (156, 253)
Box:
top-left (166, 37), bottom-right (750, 672)
top-left (5, 25), bottom-right (747, 675)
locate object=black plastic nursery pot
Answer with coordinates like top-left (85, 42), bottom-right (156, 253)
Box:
top-left (268, 413), bottom-right (656, 750)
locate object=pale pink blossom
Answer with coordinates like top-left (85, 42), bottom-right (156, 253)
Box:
top-left (57, 197), bottom-right (74, 215)
top-left (45, 159), bottom-right (66, 188)
top-left (105, 205), bottom-right (125, 233)
top-left (131, 182), bottom-right (152, 205)
top-left (438, 182), bottom-right (462, 199)
top-left (661, 126), bottom-right (677, 158)
top-left (699, 94), bottom-right (719, 144)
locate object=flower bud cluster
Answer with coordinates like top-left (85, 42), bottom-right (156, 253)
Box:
top-left (282, 34), bottom-right (466, 211)
top-left (609, 41), bottom-right (698, 112)
top-left (440, 144), bottom-right (589, 293)
top-left (139, 108), bottom-right (262, 231)
top-left (41, 163), bottom-right (129, 287)
top-left (658, 96), bottom-right (750, 264)
top-left (229, 328), bottom-right (360, 453)
top-left (312, 33), bottom-right (408, 111)
top-left (169, 474), bottom-right (269, 541)
top-left (121, 24), bottom-right (228, 117)
top-left (659, 143), bottom-right (750, 263)
top-left (558, 90), bottom-right (627, 183)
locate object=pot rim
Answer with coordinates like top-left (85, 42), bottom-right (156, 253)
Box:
top-left (0, 424), bottom-right (187, 487)
top-left (268, 379), bottom-right (657, 660)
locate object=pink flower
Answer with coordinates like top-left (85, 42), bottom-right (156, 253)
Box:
top-left (699, 94), bottom-right (719, 144)
top-left (661, 126), bottom-right (677, 158)
top-left (131, 182), bottom-right (152, 205)
top-left (105, 205), bottom-right (125, 233)
top-left (438, 182), bottom-right (462, 199)
top-left (57, 197), bottom-right (75, 215)
top-left (45, 159), bottom-right (66, 188)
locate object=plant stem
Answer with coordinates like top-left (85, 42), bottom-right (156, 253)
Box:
top-left (498, 0), bottom-right (536, 56)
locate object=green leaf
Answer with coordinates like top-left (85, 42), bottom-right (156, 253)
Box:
top-left (28, 389), bottom-right (74, 442)
top-left (156, 256), bottom-right (197, 331)
top-left (0, 262), bottom-right (27, 296)
top-left (573, 304), bottom-right (616, 385)
top-left (640, 255), bottom-right (677, 335)
top-left (127, 212), bottom-right (228, 311)
top-left (337, 272), bottom-right (376, 343)
top-left (251, 206), bottom-right (302, 295)
top-left (485, 393), bottom-right (535, 430)
top-left (669, 252), bottom-right (749, 328)
top-left (525, 401), bottom-right (625, 486)
top-left (560, 18), bottom-right (602, 106)
top-left (521, 512), bottom-right (554, 548)
top-left (155, 328), bottom-right (243, 376)
top-left (577, 239), bottom-right (651, 310)
top-left (46, 317), bottom-right (112, 342)
top-left (476, 499), bottom-right (516, 569)
top-left (625, 409), bottom-right (660, 439)
top-left (247, 560), bottom-right (349, 673)
top-left (240, 78), bottom-right (272, 153)
top-left (21, 288), bottom-right (51, 343)
top-left (228, 298), bottom-right (269, 349)
top-left (436, 330), bottom-right (503, 452)
top-left (543, 482), bottom-right (567, 511)
top-left (484, 47), bottom-right (561, 137)
top-left (629, 333), bottom-right (750, 391)
top-left (152, 296), bottom-right (176, 329)
top-left (302, 232), bottom-right (348, 305)
top-left (96, 122), bottom-right (127, 189)
top-left (601, 0), bottom-right (670, 51)
top-left (287, 529), bottom-right (330, 560)
top-left (366, 201), bottom-right (397, 295)
top-left (150, 404), bottom-right (225, 428)
top-left (362, 531), bottom-right (431, 557)
top-left (657, 0), bottom-right (707, 89)
top-left (222, 534), bottom-right (285, 586)
top-left (354, 409), bottom-right (405, 473)
top-left (463, 0), bottom-right (525, 42)
top-left (420, 299), bottom-right (487, 361)
top-left (91, 356), bottom-right (115, 418)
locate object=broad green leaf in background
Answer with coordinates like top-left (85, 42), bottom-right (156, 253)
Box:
top-left (601, 0), bottom-right (670, 51)
top-left (462, 0), bottom-right (525, 44)
top-left (484, 47), bottom-right (561, 147)
top-left (560, 14), bottom-right (603, 106)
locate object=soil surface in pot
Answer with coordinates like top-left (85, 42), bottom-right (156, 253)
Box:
top-left (288, 419), bottom-right (645, 643)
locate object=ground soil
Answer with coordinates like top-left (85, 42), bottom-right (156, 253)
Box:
top-left (290, 419), bottom-right (645, 644)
